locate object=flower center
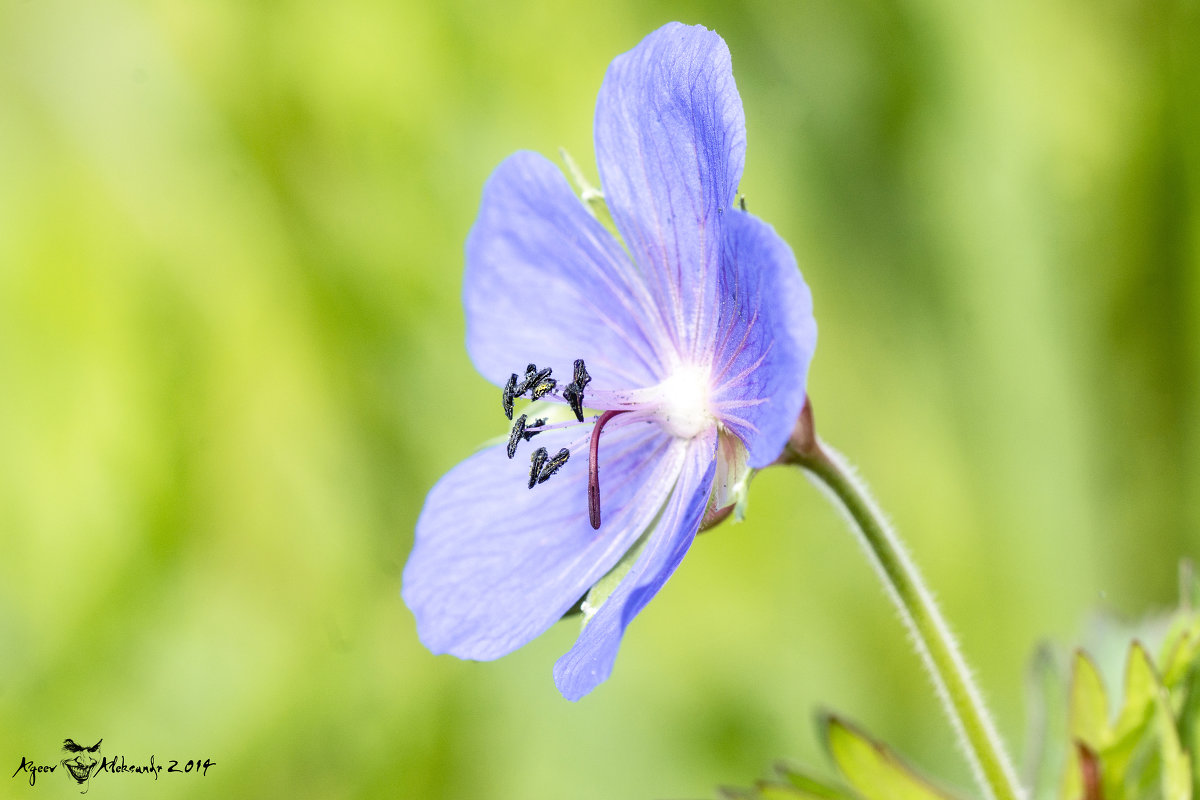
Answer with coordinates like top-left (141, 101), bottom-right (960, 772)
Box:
top-left (651, 364), bottom-right (715, 440)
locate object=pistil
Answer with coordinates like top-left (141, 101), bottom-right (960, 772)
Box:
top-left (588, 409), bottom-right (629, 530)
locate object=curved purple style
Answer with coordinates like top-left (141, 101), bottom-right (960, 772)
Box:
top-left (403, 22), bottom-right (817, 701)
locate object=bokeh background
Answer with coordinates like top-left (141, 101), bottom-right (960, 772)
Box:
top-left (2, 0), bottom-right (1198, 797)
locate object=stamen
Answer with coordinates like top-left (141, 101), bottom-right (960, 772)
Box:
top-left (513, 364), bottom-right (535, 396)
top-left (588, 409), bottom-right (629, 530)
top-left (505, 362), bottom-right (555, 423)
top-left (563, 359), bottom-right (592, 422)
top-left (537, 448), bottom-right (570, 484)
top-left (519, 418), bottom-right (587, 435)
top-left (501, 358), bottom-right (594, 502)
top-left (516, 365), bottom-right (550, 396)
top-left (573, 359), bottom-right (591, 389)
top-left (502, 373), bottom-right (518, 420)
top-left (506, 414), bottom-right (527, 459)
top-left (523, 418), bottom-right (547, 441)
top-left (528, 447), bottom-right (548, 489)
top-left (562, 384), bottom-right (584, 422)
top-left (531, 375), bottom-right (557, 400)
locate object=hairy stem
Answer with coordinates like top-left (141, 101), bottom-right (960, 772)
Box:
top-left (781, 403), bottom-right (1024, 800)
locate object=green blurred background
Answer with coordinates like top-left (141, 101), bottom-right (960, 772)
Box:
top-left (1, 0), bottom-right (1197, 797)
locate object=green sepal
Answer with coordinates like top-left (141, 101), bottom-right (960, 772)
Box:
top-left (558, 147), bottom-right (620, 238)
top-left (1161, 624), bottom-right (1200, 689)
top-left (1102, 642), bottom-right (1161, 786)
top-left (1068, 650), bottom-right (1112, 749)
top-left (1059, 617), bottom-right (1200, 800)
top-left (753, 783), bottom-right (845, 800)
top-left (718, 786), bottom-right (763, 800)
top-left (1114, 643), bottom-right (1158, 737)
top-left (1156, 682), bottom-right (1193, 800)
top-left (579, 528), bottom-right (649, 626)
top-left (774, 760), bottom-right (861, 800)
top-left (823, 716), bottom-right (960, 800)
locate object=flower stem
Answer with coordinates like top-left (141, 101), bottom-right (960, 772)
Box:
top-left (780, 403), bottom-right (1024, 800)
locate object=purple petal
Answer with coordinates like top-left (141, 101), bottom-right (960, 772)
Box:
top-left (594, 23), bottom-right (746, 361)
top-left (403, 422), bottom-right (684, 661)
top-left (710, 211), bottom-right (817, 468)
top-left (464, 151), bottom-right (671, 390)
top-left (552, 429), bottom-right (717, 700)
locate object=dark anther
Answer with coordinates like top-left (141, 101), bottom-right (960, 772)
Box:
top-left (563, 384), bottom-right (584, 422)
top-left (530, 375), bottom-right (557, 400)
top-left (502, 373), bottom-right (518, 420)
top-left (506, 414), bottom-right (527, 459)
top-left (515, 364), bottom-right (549, 396)
top-left (572, 359), bottom-right (591, 389)
top-left (514, 365), bottom-right (535, 394)
top-left (537, 448), bottom-right (570, 484)
top-left (522, 418), bottom-right (546, 442)
top-left (738, 195), bottom-right (747, 211)
top-left (528, 447), bottom-right (549, 489)
top-left (563, 358), bottom-right (591, 422)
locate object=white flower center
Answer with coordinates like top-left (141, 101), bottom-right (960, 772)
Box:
top-left (652, 364), bottom-right (715, 440)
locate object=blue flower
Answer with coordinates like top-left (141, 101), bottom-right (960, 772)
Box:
top-left (403, 22), bottom-right (817, 700)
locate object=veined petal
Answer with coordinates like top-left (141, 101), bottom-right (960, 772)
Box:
top-left (403, 423), bottom-right (683, 661)
top-left (464, 151), bottom-right (669, 389)
top-left (594, 23), bottom-right (746, 361)
top-left (553, 429), bottom-right (717, 701)
top-left (710, 211), bottom-right (817, 468)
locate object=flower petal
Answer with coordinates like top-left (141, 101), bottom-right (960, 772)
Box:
top-left (403, 422), bottom-right (684, 661)
top-left (464, 150), bottom-right (670, 390)
top-left (552, 429), bottom-right (717, 700)
top-left (594, 23), bottom-right (746, 361)
top-left (710, 211), bottom-right (817, 468)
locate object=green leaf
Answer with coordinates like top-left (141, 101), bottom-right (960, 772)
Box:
top-left (1106, 640), bottom-right (1160, 776)
top-left (1114, 642), bottom-right (1158, 737)
top-left (1059, 741), bottom-right (1098, 800)
top-left (1177, 664), bottom-right (1200, 788)
top-left (774, 760), bottom-right (861, 800)
top-left (1156, 684), bottom-right (1192, 800)
top-left (719, 769), bottom-right (859, 800)
top-left (823, 717), bottom-right (959, 800)
top-left (1161, 626), bottom-right (1200, 690)
top-left (1069, 650), bottom-right (1112, 748)
top-left (1102, 642), bottom-right (1166, 798)
top-left (752, 782), bottom-right (853, 800)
